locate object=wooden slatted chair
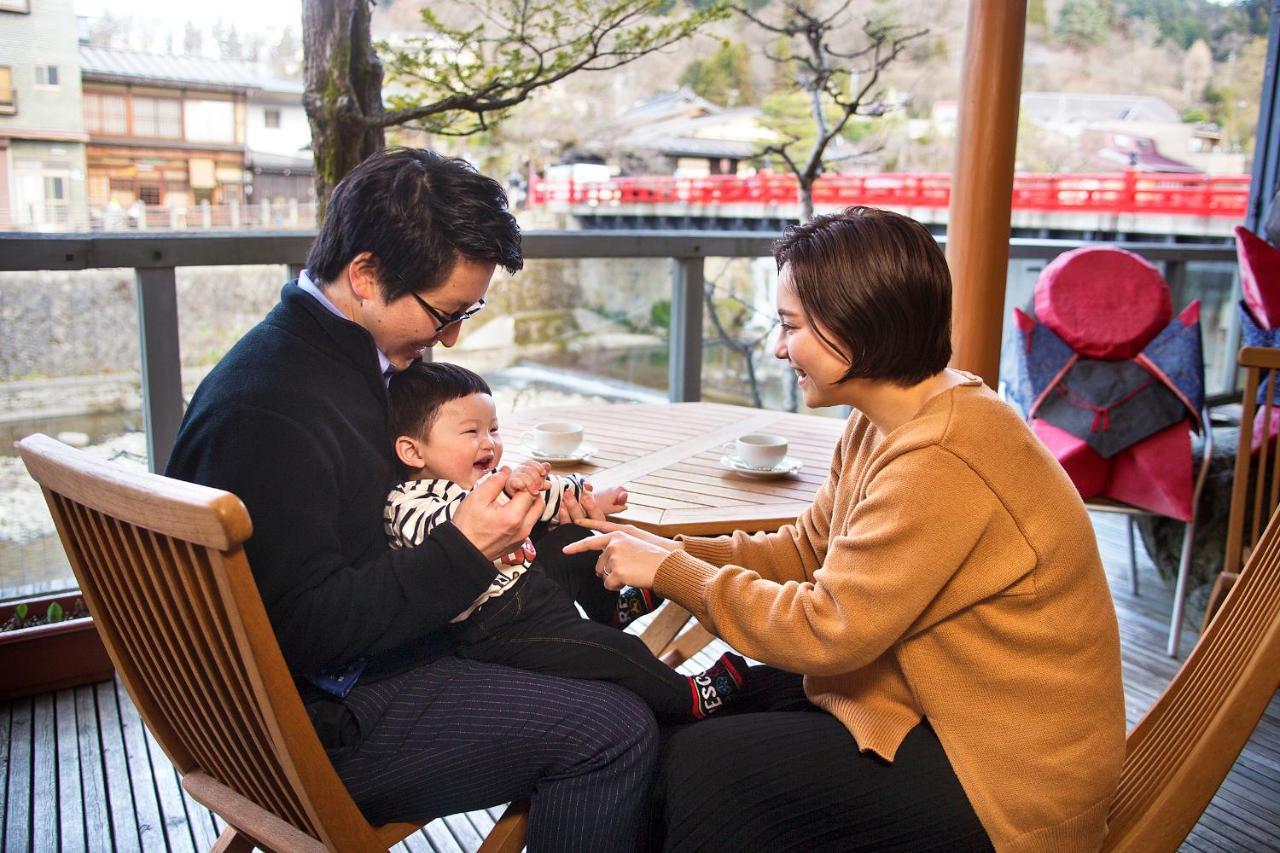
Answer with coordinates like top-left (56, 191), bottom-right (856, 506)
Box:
top-left (1103, 495), bottom-right (1280, 850)
top-left (17, 433), bottom-right (527, 853)
top-left (1202, 346), bottom-right (1280, 628)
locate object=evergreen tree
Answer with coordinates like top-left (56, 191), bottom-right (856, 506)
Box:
top-left (183, 21), bottom-right (203, 56)
top-left (1056, 0), bottom-right (1114, 48)
top-left (678, 40), bottom-right (753, 106)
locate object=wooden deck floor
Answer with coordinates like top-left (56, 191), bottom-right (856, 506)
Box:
top-left (3, 512), bottom-right (1279, 851)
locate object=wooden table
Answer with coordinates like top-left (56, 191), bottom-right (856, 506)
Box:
top-left (504, 401), bottom-right (847, 537)
top-left (504, 401), bottom-right (848, 662)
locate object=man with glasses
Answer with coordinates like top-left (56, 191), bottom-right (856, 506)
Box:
top-left (166, 148), bottom-right (657, 850)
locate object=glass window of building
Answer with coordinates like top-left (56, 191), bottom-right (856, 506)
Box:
top-left (44, 175), bottom-right (65, 201)
top-left (184, 100), bottom-right (236, 143)
top-left (0, 67), bottom-right (15, 114)
top-left (84, 92), bottom-right (127, 135)
top-left (264, 108), bottom-right (281, 129)
top-left (34, 65), bottom-right (59, 88)
top-left (133, 96), bottom-right (182, 138)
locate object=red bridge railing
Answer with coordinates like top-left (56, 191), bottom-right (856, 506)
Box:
top-left (529, 170), bottom-right (1251, 218)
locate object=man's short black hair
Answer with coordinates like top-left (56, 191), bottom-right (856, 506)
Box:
top-left (773, 206), bottom-right (952, 387)
top-left (389, 361), bottom-right (493, 440)
top-left (306, 148), bottom-right (523, 301)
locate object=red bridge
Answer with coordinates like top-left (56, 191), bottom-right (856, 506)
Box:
top-left (530, 170), bottom-right (1250, 218)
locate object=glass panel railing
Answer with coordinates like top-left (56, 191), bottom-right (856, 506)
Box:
top-left (447, 258), bottom-right (673, 415)
top-left (1, 268), bottom-right (145, 598)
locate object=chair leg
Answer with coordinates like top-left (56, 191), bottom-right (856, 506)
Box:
top-left (1167, 517), bottom-right (1197, 658)
top-left (478, 800), bottom-right (530, 853)
top-left (1168, 411), bottom-right (1214, 658)
top-left (211, 827), bottom-right (257, 853)
top-left (1127, 517), bottom-right (1139, 596)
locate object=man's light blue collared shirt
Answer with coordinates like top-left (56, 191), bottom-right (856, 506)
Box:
top-left (297, 268), bottom-right (396, 383)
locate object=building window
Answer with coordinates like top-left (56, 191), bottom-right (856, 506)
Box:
top-left (264, 108), bottom-right (281, 129)
top-left (138, 185), bottom-right (162, 206)
top-left (184, 99), bottom-right (236, 143)
top-left (44, 176), bottom-right (66, 201)
top-left (0, 66), bottom-right (15, 115)
top-left (34, 65), bottom-right (59, 88)
top-left (133, 96), bottom-right (182, 139)
top-left (84, 91), bottom-right (127, 135)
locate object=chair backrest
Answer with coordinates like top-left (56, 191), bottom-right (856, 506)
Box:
top-left (1103, 494), bottom-right (1280, 851)
top-left (17, 433), bottom-right (389, 851)
top-left (1223, 346), bottom-right (1280, 576)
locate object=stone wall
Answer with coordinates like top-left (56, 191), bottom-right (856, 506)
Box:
top-left (0, 265), bottom-right (288, 382)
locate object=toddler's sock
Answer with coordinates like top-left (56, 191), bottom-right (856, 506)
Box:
top-left (613, 586), bottom-right (664, 629)
top-left (688, 652), bottom-right (748, 719)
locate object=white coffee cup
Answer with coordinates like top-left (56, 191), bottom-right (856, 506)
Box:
top-left (531, 421), bottom-right (584, 456)
top-left (730, 433), bottom-right (788, 469)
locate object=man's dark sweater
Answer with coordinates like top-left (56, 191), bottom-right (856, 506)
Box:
top-left (166, 282), bottom-right (498, 680)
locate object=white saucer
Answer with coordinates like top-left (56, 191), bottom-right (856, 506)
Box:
top-left (523, 444), bottom-right (597, 464)
top-left (719, 454), bottom-right (803, 479)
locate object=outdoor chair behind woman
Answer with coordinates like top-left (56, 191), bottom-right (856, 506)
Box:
top-left (567, 206), bottom-right (1127, 852)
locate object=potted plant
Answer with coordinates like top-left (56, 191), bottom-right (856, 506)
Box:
top-left (0, 591), bottom-right (114, 700)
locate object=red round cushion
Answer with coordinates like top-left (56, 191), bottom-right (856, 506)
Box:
top-left (1034, 247), bottom-right (1171, 359)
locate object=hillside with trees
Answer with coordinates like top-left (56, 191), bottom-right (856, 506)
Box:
top-left (388, 0), bottom-right (1268, 178)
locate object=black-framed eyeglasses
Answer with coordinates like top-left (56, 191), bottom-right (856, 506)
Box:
top-left (408, 293), bottom-right (486, 333)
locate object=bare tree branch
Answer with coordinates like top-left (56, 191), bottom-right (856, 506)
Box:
top-left (743, 0), bottom-right (926, 221)
top-left (304, 0), bottom-right (725, 207)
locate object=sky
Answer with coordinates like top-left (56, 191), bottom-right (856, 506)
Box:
top-left (74, 0), bottom-right (303, 35)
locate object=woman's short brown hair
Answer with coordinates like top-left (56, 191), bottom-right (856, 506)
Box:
top-left (773, 206), bottom-right (952, 387)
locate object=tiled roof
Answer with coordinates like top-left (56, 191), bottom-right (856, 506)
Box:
top-left (1021, 91), bottom-right (1182, 125)
top-left (79, 45), bottom-right (298, 93)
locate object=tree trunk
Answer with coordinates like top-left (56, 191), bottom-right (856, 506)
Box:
top-left (797, 180), bottom-right (815, 223)
top-left (303, 0), bottom-right (387, 220)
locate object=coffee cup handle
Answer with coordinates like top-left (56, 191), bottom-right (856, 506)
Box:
top-left (722, 440), bottom-right (737, 458)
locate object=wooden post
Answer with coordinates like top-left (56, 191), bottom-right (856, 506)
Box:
top-left (946, 0), bottom-right (1027, 387)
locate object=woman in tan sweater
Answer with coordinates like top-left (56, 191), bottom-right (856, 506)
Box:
top-left (566, 207), bottom-right (1126, 852)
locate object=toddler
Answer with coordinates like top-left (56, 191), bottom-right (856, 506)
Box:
top-left (383, 361), bottom-right (747, 722)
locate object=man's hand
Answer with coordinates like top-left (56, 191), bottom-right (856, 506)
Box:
top-left (453, 468), bottom-right (546, 561)
top-left (561, 519), bottom-right (680, 591)
top-left (504, 460), bottom-right (550, 497)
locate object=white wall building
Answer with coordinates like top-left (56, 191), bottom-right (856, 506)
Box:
top-left (0, 0), bottom-right (88, 229)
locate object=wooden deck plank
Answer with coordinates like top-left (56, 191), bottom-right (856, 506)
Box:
top-left (0, 703), bottom-right (9, 843)
top-left (74, 685), bottom-right (113, 853)
top-left (137, 708), bottom-right (198, 853)
top-left (421, 818), bottom-right (467, 853)
top-left (176, 771), bottom-right (221, 853)
top-left (441, 812), bottom-right (486, 850)
top-left (95, 680), bottom-right (141, 851)
top-left (4, 699), bottom-right (32, 853)
top-left (114, 680), bottom-right (168, 852)
top-left (56, 689), bottom-right (86, 851)
top-left (31, 693), bottom-right (57, 849)
top-left (395, 827), bottom-right (441, 853)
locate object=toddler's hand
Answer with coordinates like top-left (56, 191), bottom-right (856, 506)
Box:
top-left (591, 484), bottom-right (629, 515)
top-left (505, 460), bottom-right (550, 497)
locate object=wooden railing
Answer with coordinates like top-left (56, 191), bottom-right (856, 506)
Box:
top-left (530, 170), bottom-right (1251, 218)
